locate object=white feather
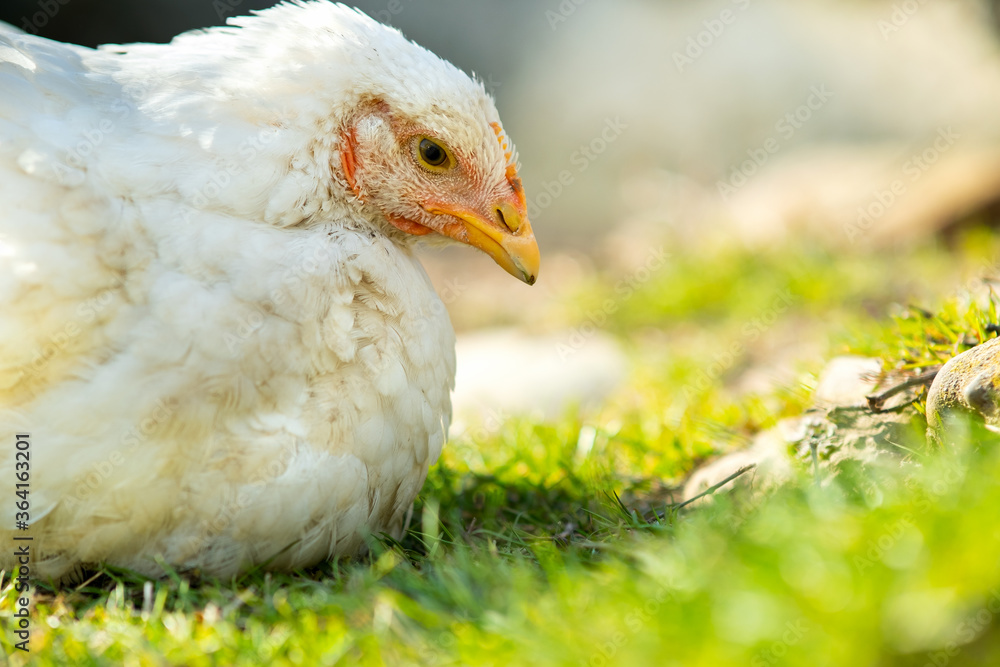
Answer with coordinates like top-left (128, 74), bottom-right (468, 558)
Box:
top-left (0, 1), bottom-right (510, 579)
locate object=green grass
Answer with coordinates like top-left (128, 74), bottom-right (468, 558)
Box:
top-left (7, 228), bottom-right (1000, 666)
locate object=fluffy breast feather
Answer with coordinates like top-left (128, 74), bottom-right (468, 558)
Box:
top-left (0, 21), bottom-right (457, 579)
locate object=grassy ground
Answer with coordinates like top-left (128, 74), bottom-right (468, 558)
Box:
top-left (5, 228), bottom-right (1000, 666)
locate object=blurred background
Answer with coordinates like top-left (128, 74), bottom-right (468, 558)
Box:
top-left (6, 0), bottom-right (1000, 244)
top-left (6, 0), bottom-right (1000, 423)
top-left (14, 6), bottom-right (1000, 663)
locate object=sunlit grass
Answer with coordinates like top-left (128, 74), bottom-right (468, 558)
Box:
top-left (6, 229), bottom-right (1000, 665)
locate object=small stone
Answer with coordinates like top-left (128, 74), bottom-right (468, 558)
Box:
top-left (681, 418), bottom-right (798, 504)
top-left (681, 355), bottom-right (911, 504)
top-left (812, 356), bottom-right (883, 408)
top-left (926, 337), bottom-right (1000, 443)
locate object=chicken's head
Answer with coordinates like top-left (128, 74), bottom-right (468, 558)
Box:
top-left (333, 85), bottom-right (538, 285)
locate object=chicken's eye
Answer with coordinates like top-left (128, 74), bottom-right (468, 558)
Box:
top-left (415, 137), bottom-right (454, 171)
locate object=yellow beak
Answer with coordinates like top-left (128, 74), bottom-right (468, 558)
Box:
top-left (425, 202), bottom-right (540, 285)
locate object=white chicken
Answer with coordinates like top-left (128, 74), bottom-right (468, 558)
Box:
top-left (0, 1), bottom-right (538, 580)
